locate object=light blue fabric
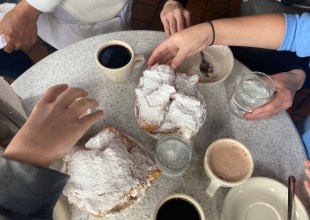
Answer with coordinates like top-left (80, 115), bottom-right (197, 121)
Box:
top-left (278, 13), bottom-right (310, 57)
top-left (278, 13), bottom-right (310, 159)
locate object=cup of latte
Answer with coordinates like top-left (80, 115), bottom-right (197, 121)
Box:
top-left (152, 193), bottom-right (206, 220)
top-left (204, 138), bottom-right (254, 198)
top-left (95, 40), bottom-right (145, 83)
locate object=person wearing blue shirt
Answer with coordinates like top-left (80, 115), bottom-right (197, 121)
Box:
top-left (147, 12), bottom-right (310, 191)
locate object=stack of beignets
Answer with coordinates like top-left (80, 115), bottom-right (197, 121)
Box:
top-left (135, 64), bottom-right (207, 139)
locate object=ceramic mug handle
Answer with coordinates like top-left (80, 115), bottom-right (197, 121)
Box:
top-left (133, 54), bottom-right (145, 69)
top-left (205, 179), bottom-right (221, 198)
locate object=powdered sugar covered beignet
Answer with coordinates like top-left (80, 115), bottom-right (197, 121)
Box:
top-left (62, 126), bottom-right (161, 217)
top-left (135, 64), bottom-right (207, 139)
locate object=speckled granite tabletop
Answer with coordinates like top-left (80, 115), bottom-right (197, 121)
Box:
top-left (12, 31), bottom-right (309, 219)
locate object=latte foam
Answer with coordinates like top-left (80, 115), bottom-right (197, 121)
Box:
top-left (208, 140), bottom-right (251, 182)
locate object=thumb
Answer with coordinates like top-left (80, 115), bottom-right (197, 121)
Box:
top-left (171, 48), bottom-right (188, 69)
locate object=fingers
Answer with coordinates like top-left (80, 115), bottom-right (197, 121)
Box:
top-left (40, 84), bottom-right (69, 103)
top-left (3, 44), bottom-right (14, 53)
top-left (169, 18), bottom-right (177, 35)
top-left (57, 87), bottom-right (89, 107)
top-left (304, 160), bottom-right (310, 168)
top-left (304, 181), bottom-right (310, 196)
top-left (244, 88), bottom-right (293, 120)
top-left (148, 40), bottom-right (172, 67)
top-left (305, 160), bottom-right (310, 196)
top-left (171, 47), bottom-right (190, 69)
top-left (184, 10), bottom-right (191, 27)
top-left (306, 166), bottom-right (310, 179)
top-left (80, 109), bottom-right (104, 128)
top-left (69, 97), bottom-right (99, 119)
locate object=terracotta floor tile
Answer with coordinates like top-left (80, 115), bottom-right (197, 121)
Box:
top-left (190, 15), bottom-right (202, 25)
top-left (131, 19), bottom-right (150, 30)
top-left (132, 3), bottom-right (157, 22)
top-left (137, 0), bottom-right (161, 6)
top-left (149, 17), bottom-right (165, 32)
top-left (186, 0), bottom-right (206, 17)
top-left (293, 92), bottom-right (310, 117)
top-left (203, 10), bottom-right (227, 21)
top-left (206, 0), bottom-right (230, 14)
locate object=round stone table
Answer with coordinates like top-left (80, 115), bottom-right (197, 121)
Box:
top-left (12, 30), bottom-right (309, 219)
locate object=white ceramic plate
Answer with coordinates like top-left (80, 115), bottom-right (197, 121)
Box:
top-left (178, 45), bottom-right (234, 85)
top-left (53, 199), bottom-right (70, 220)
top-left (221, 177), bottom-right (309, 220)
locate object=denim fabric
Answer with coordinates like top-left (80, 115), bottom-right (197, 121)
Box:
top-left (0, 50), bottom-right (33, 79)
top-left (296, 115), bottom-right (310, 159)
top-left (231, 46), bottom-right (310, 88)
top-left (0, 41), bottom-right (56, 79)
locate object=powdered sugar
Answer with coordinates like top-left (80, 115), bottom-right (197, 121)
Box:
top-left (135, 64), bottom-right (207, 139)
top-left (62, 127), bottom-right (159, 217)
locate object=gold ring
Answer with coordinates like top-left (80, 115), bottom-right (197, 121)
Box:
top-left (170, 19), bottom-right (176, 24)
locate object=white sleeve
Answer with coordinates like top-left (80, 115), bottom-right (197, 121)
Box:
top-left (26, 0), bottom-right (64, 12)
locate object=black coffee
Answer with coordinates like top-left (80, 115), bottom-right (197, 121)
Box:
top-left (98, 45), bottom-right (131, 69)
top-left (156, 198), bottom-right (201, 220)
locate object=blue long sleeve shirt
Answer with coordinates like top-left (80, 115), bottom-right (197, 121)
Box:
top-left (278, 13), bottom-right (310, 88)
top-left (280, 13), bottom-right (310, 159)
top-left (279, 13), bottom-right (310, 57)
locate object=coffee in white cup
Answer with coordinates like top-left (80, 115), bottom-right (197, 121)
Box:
top-left (204, 138), bottom-right (254, 197)
top-left (95, 40), bottom-right (145, 83)
top-left (152, 193), bottom-right (206, 220)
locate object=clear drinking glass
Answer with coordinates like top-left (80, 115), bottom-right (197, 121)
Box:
top-left (228, 71), bottom-right (275, 119)
top-left (155, 135), bottom-right (193, 176)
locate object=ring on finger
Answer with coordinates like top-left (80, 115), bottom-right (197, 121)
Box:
top-left (169, 19), bottom-right (176, 24)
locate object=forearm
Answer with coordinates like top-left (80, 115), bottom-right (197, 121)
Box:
top-left (15, 0), bottom-right (42, 20)
top-left (210, 14), bottom-right (286, 49)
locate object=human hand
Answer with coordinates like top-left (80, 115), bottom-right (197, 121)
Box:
top-left (304, 160), bottom-right (310, 196)
top-left (244, 69), bottom-right (306, 120)
top-left (0, 1), bottom-right (41, 53)
top-left (148, 22), bottom-right (213, 69)
top-left (160, 1), bottom-right (191, 36)
top-left (4, 84), bottom-right (104, 167)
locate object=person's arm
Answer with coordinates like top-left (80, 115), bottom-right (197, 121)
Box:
top-left (0, 157), bottom-right (69, 219)
top-left (0, 0), bottom-right (42, 53)
top-left (148, 13), bottom-right (286, 68)
top-left (160, 0), bottom-right (191, 36)
top-left (0, 84), bottom-right (104, 219)
top-left (278, 13), bottom-right (310, 57)
top-left (0, 0), bottom-right (65, 53)
top-left (244, 69), bottom-right (305, 120)
top-left (4, 84), bottom-right (104, 167)
top-left (304, 160), bottom-right (310, 196)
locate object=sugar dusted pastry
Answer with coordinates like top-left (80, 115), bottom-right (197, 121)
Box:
top-left (62, 126), bottom-right (161, 217)
top-left (135, 64), bottom-right (207, 139)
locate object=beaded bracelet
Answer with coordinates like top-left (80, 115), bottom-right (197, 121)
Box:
top-left (207, 21), bottom-right (215, 46)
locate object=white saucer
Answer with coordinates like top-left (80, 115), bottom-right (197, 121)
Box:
top-left (221, 177), bottom-right (309, 220)
top-left (53, 197), bottom-right (70, 220)
top-left (178, 45), bottom-right (234, 85)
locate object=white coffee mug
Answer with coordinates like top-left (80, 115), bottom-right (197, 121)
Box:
top-left (152, 193), bottom-right (206, 220)
top-left (95, 40), bottom-right (145, 83)
top-left (204, 138), bottom-right (254, 198)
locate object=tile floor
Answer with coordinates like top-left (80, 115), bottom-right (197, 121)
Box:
top-left (131, 0), bottom-right (310, 122)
